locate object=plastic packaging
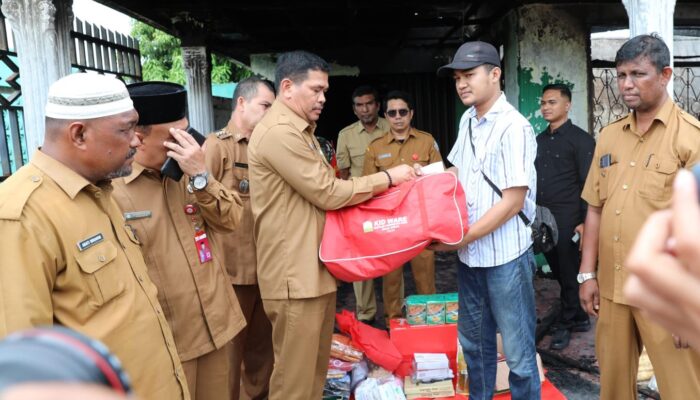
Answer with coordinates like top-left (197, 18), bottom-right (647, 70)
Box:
top-left (330, 333), bottom-right (363, 363)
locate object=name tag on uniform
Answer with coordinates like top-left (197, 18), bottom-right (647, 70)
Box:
top-left (124, 210), bottom-right (152, 221)
top-left (378, 153), bottom-right (392, 160)
top-left (77, 233), bottom-right (104, 251)
top-left (234, 162), bottom-right (248, 169)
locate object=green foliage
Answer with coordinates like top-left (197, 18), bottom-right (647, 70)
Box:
top-left (131, 21), bottom-right (251, 84)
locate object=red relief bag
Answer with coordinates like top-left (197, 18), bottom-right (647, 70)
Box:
top-left (320, 172), bottom-right (468, 282)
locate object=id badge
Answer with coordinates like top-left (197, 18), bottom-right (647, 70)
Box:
top-left (194, 230), bottom-right (212, 264)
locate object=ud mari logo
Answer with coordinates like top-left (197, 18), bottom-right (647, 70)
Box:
top-left (362, 216), bottom-right (408, 233)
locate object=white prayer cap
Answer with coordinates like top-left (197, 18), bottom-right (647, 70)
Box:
top-left (45, 73), bottom-right (134, 120)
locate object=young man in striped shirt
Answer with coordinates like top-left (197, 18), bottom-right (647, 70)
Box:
top-left (433, 41), bottom-right (540, 399)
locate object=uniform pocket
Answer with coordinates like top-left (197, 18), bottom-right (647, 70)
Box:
top-left (74, 241), bottom-right (126, 307)
top-left (638, 157), bottom-right (677, 201)
top-left (233, 167), bottom-right (250, 198)
top-left (598, 164), bottom-right (617, 202)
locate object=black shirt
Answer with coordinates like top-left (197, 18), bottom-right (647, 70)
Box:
top-left (535, 119), bottom-right (595, 226)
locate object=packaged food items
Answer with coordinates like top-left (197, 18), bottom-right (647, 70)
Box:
top-left (426, 298), bottom-right (445, 325)
top-left (405, 293), bottom-right (458, 325)
top-left (322, 373), bottom-right (351, 400)
top-left (405, 295), bottom-right (427, 325)
top-left (330, 333), bottom-right (363, 363)
top-left (328, 357), bottom-right (356, 372)
top-left (445, 292), bottom-right (458, 324)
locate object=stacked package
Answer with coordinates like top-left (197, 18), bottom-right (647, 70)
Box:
top-left (324, 334), bottom-right (364, 399)
top-left (405, 293), bottom-right (458, 325)
top-left (404, 353), bottom-right (455, 399)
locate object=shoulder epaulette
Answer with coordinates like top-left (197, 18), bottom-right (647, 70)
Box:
top-left (0, 168), bottom-right (43, 220)
top-left (679, 109), bottom-right (700, 131)
top-left (215, 128), bottom-right (233, 139)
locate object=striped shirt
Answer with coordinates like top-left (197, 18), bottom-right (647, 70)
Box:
top-left (448, 93), bottom-right (537, 268)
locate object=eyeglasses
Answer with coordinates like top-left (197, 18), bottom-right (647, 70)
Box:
top-left (386, 109), bottom-right (409, 118)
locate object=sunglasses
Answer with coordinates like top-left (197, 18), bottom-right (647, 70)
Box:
top-left (386, 109), bottom-right (410, 118)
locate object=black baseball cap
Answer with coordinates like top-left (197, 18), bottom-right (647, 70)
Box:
top-left (437, 41), bottom-right (501, 77)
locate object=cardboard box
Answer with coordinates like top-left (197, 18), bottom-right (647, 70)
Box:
top-left (403, 377), bottom-right (455, 399)
top-left (413, 353), bottom-right (450, 371)
top-left (494, 333), bottom-right (545, 392)
top-left (495, 353), bottom-right (545, 392)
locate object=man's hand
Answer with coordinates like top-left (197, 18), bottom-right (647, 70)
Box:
top-left (163, 127), bottom-right (207, 177)
top-left (427, 232), bottom-right (472, 252)
top-left (574, 223), bottom-right (584, 251)
top-left (579, 279), bottom-right (600, 317)
top-left (386, 164), bottom-right (416, 186)
top-left (339, 168), bottom-right (350, 180)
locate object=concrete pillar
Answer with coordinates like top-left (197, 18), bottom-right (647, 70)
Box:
top-left (498, 5), bottom-right (591, 134)
top-left (182, 46), bottom-right (214, 134)
top-left (622, 0), bottom-right (676, 94)
top-left (2, 0), bottom-right (73, 154)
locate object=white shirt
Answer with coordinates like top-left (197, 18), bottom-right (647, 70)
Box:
top-left (448, 93), bottom-right (537, 267)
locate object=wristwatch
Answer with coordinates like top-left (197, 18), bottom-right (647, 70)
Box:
top-left (577, 271), bottom-right (597, 284)
top-left (189, 171), bottom-right (209, 191)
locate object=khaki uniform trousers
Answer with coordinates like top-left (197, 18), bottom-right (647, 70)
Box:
top-left (597, 297), bottom-right (700, 400)
top-left (231, 284), bottom-right (274, 400)
top-left (262, 292), bottom-right (336, 400)
top-left (352, 279), bottom-right (377, 321)
top-left (383, 249), bottom-right (436, 323)
top-left (182, 341), bottom-right (234, 400)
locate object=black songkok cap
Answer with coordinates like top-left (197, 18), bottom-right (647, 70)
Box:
top-left (127, 81), bottom-right (188, 126)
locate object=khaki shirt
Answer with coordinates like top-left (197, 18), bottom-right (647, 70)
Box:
top-left (582, 99), bottom-right (700, 304)
top-left (363, 128), bottom-right (442, 175)
top-left (205, 122), bottom-right (257, 285)
top-left (0, 151), bottom-right (188, 400)
top-left (113, 163), bottom-right (246, 361)
top-left (249, 100), bottom-right (390, 300)
top-left (336, 118), bottom-right (389, 177)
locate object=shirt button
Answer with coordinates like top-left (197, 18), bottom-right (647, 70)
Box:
top-left (31, 175), bottom-right (40, 182)
top-left (640, 138), bottom-right (645, 142)
top-left (97, 255), bottom-right (106, 262)
top-left (94, 192), bottom-right (102, 198)
top-left (156, 308), bottom-right (161, 315)
top-left (615, 209), bottom-right (621, 215)
top-left (622, 184), bottom-right (629, 190)
top-left (614, 235), bottom-right (619, 241)
top-left (615, 264), bottom-right (621, 271)
top-left (630, 161), bottom-right (636, 167)
top-left (137, 275), bottom-right (144, 282)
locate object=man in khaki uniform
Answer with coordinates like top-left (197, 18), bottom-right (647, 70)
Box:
top-left (205, 76), bottom-right (275, 400)
top-left (579, 34), bottom-right (700, 400)
top-left (0, 73), bottom-right (188, 400)
top-left (337, 85), bottom-right (389, 324)
top-left (248, 51), bottom-right (417, 400)
top-left (363, 90), bottom-right (442, 323)
top-left (112, 82), bottom-right (246, 400)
